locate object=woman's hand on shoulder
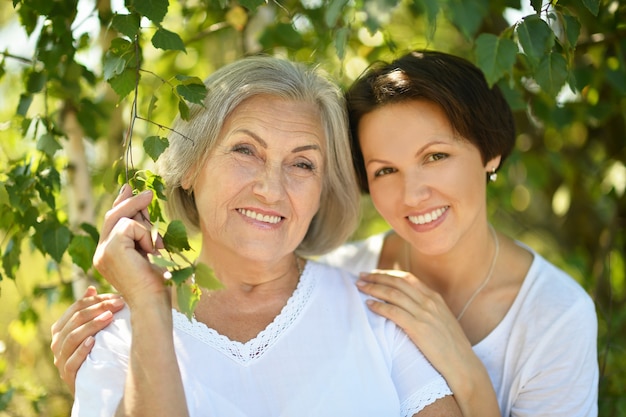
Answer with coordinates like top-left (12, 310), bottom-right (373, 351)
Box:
top-left (356, 270), bottom-right (471, 373)
top-left (50, 285), bottom-right (125, 394)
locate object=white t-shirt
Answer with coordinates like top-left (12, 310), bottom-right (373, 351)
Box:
top-left (72, 261), bottom-right (452, 417)
top-left (320, 232), bottom-right (599, 417)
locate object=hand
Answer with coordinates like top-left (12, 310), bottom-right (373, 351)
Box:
top-left (93, 184), bottom-right (168, 309)
top-left (356, 270), bottom-right (473, 377)
top-left (50, 286), bottom-right (125, 394)
top-left (356, 270), bottom-right (500, 416)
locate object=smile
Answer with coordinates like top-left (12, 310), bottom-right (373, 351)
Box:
top-left (408, 206), bottom-right (448, 225)
top-left (237, 208), bottom-right (282, 224)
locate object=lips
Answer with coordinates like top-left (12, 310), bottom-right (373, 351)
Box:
top-left (237, 208), bottom-right (282, 224)
top-left (408, 206), bottom-right (449, 225)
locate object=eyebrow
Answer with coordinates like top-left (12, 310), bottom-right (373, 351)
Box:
top-left (365, 140), bottom-right (448, 167)
top-left (237, 129), bottom-right (322, 153)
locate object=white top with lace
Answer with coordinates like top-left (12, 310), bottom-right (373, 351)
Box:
top-left (72, 261), bottom-right (452, 417)
top-left (320, 233), bottom-right (599, 417)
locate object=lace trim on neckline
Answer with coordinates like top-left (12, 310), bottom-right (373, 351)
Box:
top-left (172, 262), bottom-right (316, 366)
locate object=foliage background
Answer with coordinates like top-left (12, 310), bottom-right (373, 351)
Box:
top-left (0, 0), bottom-right (624, 415)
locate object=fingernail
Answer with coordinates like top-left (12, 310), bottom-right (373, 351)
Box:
top-left (118, 184), bottom-right (129, 195)
top-left (111, 298), bottom-right (125, 308)
top-left (356, 280), bottom-right (366, 287)
top-left (84, 336), bottom-right (95, 348)
top-left (95, 310), bottom-right (113, 321)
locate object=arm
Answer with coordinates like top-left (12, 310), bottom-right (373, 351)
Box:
top-left (50, 286), bottom-right (125, 394)
top-left (82, 184), bottom-right (188, 417)
top-left (358, 270), bottom-right (500, 417)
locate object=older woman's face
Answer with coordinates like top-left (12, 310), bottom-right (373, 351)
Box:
top-left (359, 99), bottom-right (499, 256)
top-left (192, 95), bottom-right (325, 263)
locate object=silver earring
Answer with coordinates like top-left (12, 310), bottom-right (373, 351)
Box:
top-left (488, 168), bottom-right (498, 182)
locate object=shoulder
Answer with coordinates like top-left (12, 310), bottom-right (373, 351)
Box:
top-left (318, 232), bottom-right (387, 274)
top-left (522, 249), bottom-right (595, 316)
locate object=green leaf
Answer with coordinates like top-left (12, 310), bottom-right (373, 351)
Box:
top-left (446, 0), bottom-right (489, 39)
top-left (2, 237), bottom-right (21, 280)
top-left (26, 70), bottom-right (46, 93)
top-left (475, 33), bottom-right (518, 86)
top-left (325, 0), bottom-right (349, 27)
top-left (562, 14), bottom-right (581, 48)
top-left (143, 136), bottom-right (169, 161)
top-left (42, 225), bottom-right (71, 263)
top-left (517, 15), bottom-right (554, 67)
top-left (163, 220), bottom-right (191, 252)
top-left (112, 13), bottom-right (141, 39)
top-left (80, 222), bottom-right (100, 242)
top-left (17, 94), bottom-right (33, 117)
top-left (152, 27), bottom-right (186, 52)
top-left (68, 235), bottom-right (96, 273)
top-left (103, 54), bottom-right (127, 81)
top-left (148, 253), bottom-right (179, 269)
top-left (176, 282), bottom-right (201, 320)
top-left (170, 266), bottom-right (194, 285)
top-left (194, 262), bottom-right (224, 291)
top-left (36, 133), bottom-right (63, 157)
top-left (109, 68), bottom-right (138, 100)
top-left (334, 27), bottom-right (350, 60)
top-left (178, 99), bottom-right (190, 120)
top-left (534, 52), bottom-right (568, 97)
top-left (530, 0), bottom-right (542, 13)
top-left (132, 0), bottom-right (169, 24)
top-left (497, 79), bottom-right (526, 111)
top-left (580, 0), bottom-right (599, 16)
top-left (175, 75), bottom-right (207, 104)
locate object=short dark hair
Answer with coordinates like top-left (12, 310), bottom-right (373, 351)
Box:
top-left (346, 50), bottom-right (516, 192)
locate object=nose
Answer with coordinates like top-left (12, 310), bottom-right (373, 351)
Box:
top-left (403, 171), bottom-right (430, 207)
top-left (252, 162), bottom-right (286, 203)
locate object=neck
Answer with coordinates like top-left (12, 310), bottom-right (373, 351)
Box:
top-left (403, 224), bottom-right (498, 298)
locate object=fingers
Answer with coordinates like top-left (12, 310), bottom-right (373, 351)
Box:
top-left (50, 290), bottom-right (125, 393)
top-left (101, 186), bottom-right (154, 243)
top-left (60, 335), bottom-right (95, 395)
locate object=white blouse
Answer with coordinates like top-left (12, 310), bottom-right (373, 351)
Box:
top-left (72, 261), bottom-right (452, 417)
top-left (320, 233), bottom-right (599, 417)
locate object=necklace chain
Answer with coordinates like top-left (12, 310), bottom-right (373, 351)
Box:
top-left (404, 224), bottom-right (500, 321)
top-left (455, 224), bottom-right (499, 320)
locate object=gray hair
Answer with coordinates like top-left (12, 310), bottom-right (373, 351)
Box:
top-left (157, 55), bottom-right (360, 256)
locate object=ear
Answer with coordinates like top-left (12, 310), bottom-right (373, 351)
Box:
top-left (485, 155), bottom-right (502, 173)
top-left (181, 169), bottom-right (195, 191)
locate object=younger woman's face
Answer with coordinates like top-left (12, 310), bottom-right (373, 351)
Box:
top-left (358, 99), bottom-right (500, 255)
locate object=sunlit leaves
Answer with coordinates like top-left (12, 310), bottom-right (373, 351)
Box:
top-left (535, 52), bottom-right (568, 97)
top-left (194, 262), bottom-right (224, 291)
top-left (517, 15), bottom-right (554, 68)
top-left (111, 13), bottom-right (141, 39)
top-left (176, 281), bottom-right (201, 320)
top-left (42, 225), bottom-right (71, 263)
top-left (474, 33), bottom-right (518, 86)
top-left (175, 75), bottom-right (207, 104)
top-left (131, 0), bottom-right (169, 25)
top-left (152, 28), bottom-right (186, 52)
top-left (36, 133), bottom-right (62, 157)
top-left (109, 68), bottom-right (138, 100)
top-left (68, 235), bottom-right (97, 273)
top-left (325, 0), bottom-right (349, 27)
top-left (144, 136), bottom-right (169, 161)
top-left (581, 0), bottom-right (599, 16)
top-left (163, 220), bottom-right (191, 253)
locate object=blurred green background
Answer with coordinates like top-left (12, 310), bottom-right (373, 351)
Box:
top-left (1, 0), bottom-right (624, 415)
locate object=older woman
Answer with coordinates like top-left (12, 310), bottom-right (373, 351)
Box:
top-left (323, 50), bottom-right (598, 416)
top-left (68, 56), bottom-right (460, 417)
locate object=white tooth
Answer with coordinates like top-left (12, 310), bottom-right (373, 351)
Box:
top-left (239, 209), bottom-right (280, 224)
top-left (408, 207), bottom-right (447, 225)
top-left (425, 213), bottom-right (432, 222)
